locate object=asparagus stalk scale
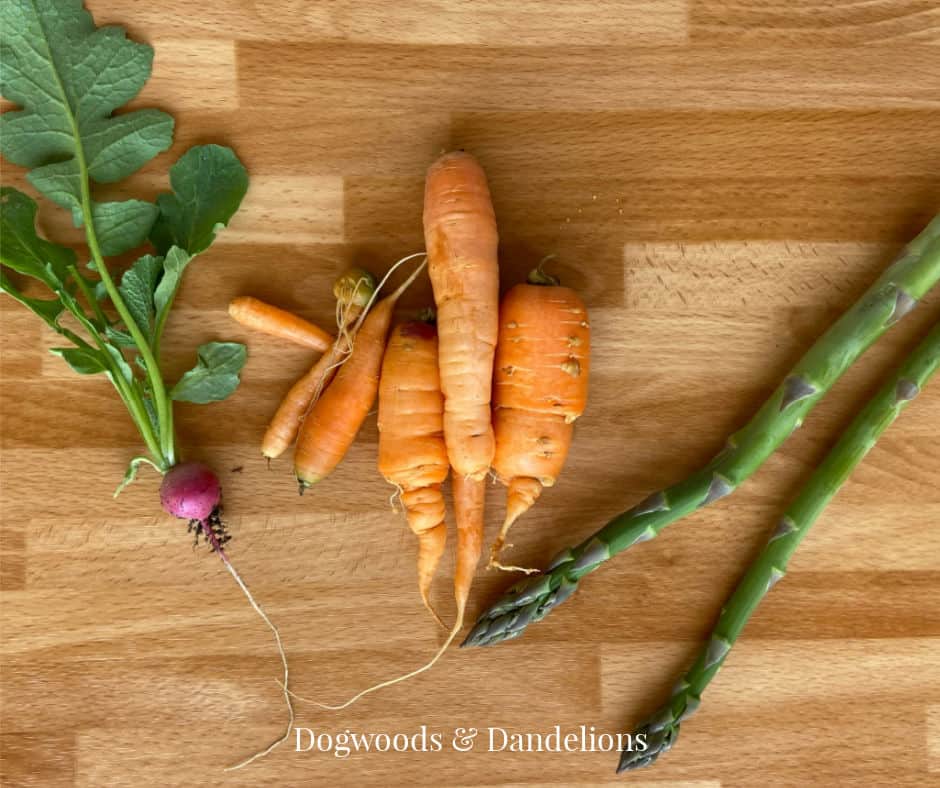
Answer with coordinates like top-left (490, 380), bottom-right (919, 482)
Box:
top-left (463, 215), bottom-right (940, 648)
top-left (619, 319), bottom-right (940, 772)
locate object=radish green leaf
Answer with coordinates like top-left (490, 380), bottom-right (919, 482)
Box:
top-left (171, 342), bottom-right (247, 404)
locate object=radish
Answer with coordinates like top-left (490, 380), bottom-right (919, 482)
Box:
top-left (0, 1), bottom-right (296, 768)
top-left (161, 462), bottom-right (223, 523)
top-left (159, 462), bottom-right (294, 770)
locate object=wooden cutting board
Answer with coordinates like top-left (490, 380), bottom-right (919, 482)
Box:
top-left (2, 2), bottom-right (938, 786)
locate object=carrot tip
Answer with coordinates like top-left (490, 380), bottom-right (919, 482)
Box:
top-left (421, 594), bottom-right (448, 630)
top-left (296, 474), bottom-right (320, 492)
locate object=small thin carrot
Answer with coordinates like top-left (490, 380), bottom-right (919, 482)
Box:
top-left (377, 319), bottom-right (449, 627)
top-left (262, 343), bottom-right (344, 460)
top-left (294, 259), bottom-right (426, 488)
top-left (261, 269), bottom-right (376, 459)
top-left (489, 266), bottom-right (590, 572)
top-left (229, 296), bottom-right (333, 351)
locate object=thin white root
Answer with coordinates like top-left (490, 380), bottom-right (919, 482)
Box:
top-left (221, 557), bottom-right (295, 772)
top-left (488, 558), bottom-right (540, 575)
top-left (387, 482), bottom-right (404, 513)
top-left (355, 251), bottom-right (428, 331)
top-left (280, 618), bottom-right (461, 712)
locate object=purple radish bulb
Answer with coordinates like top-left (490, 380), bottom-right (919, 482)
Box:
top-left (160, 462), bottom-right (221, 522)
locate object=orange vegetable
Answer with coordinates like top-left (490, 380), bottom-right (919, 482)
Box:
top-left (294, 263), bottom-right (425, 487)
top-left (423, 151), bottom-right (499, 481)
top-left (377, 320), bottom-right (449, 626)
top-left (229, 296), bottom-right (333, 351)
top-left (489, 268), bottom-right (590, 571)
top-left (284, 157), bottom-right (500, 710)
top-left (260, 269), bottom-right (377, 459)
top-left (262, 331), bottom-right (348, 460)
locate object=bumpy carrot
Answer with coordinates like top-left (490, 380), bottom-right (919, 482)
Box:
top-left (423, 151), bottom-right (500, 481)
top-left (377, 320), bottom-right (449, 626)
top-left (489, 267), bottom-right (590, 572)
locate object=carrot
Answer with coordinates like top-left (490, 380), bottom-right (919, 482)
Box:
top-left (278, 156), bottom-right (501, 710)
top-left (377, 319), bottom-right (449, 627)
top-left (229, 296), bottom-right (333, 351)
top-left (261, 269), bottom-right (376, 459)
top-left (423, 150), bottom-right (498, 631)
top-left (489, 266), bottom-right (590, 572)
top-left (262, 340), bottom-right (345, 460)
top-left (423, 151), bottom-right (500, 481)
top-left (294, 260), bottom-right (426, 488)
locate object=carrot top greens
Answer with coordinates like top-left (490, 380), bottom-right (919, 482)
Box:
top-left (0, 0), bottom-right (248, 485)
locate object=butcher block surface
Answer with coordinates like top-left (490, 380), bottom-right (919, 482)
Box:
top-left (1, 1), bottom-right (939, 786)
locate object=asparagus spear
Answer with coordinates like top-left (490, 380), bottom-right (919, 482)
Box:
top-left (619, 319), bottom-right (940, 772)
top-left (463, 216), bottom-right (940, 648)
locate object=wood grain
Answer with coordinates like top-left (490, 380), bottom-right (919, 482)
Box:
top-left (1, 1), bottom-right (939, 786)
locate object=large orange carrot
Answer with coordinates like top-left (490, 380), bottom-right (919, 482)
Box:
top-left (423, 151), bottom-right (499, 481)
top-left (294, 262), bottom-right (425, 488)
top-left (489, 268), bottom-right (590, 572)
top-left (229, 296), bottom-right (333, 351)
top-left (261, 269), bottom-right (377, 459)
top-left (377, 320), bottom-right (449, 626)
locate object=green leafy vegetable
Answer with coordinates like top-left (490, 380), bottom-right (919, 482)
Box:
top-left (171, 342), bottom-right (248, 404)
top-left (119, 255), bottom-right (162, 340)
top-left (0, 6), bottom-right (297, 767)
top-left (50, 346), bottom-right (108, 375)
top-left (0, 0), bottom-right (248, 480)
top-left (0, 187), bottom-right (75, 286)
top-left (0, 0), bottom-right (172, 236)
top-left (153, 247), bottom-right (192, 323)
top-left (150, 144), bottom-right (249, 256)
top-left (92, 200), bottom-right (160, 256)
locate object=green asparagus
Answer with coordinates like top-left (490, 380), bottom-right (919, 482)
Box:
top-left (619, 319), bottom-right (940, 771)
top-left (463, 216), bottom-right (940, 648)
